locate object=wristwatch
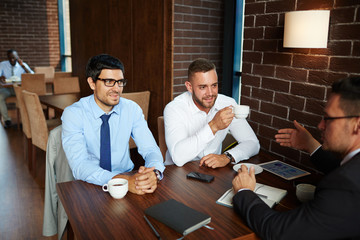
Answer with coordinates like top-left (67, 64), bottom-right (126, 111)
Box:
top-left (153, 169), bottom-right (161, 181)
top-left (224, 152), bottom-right (235, 163)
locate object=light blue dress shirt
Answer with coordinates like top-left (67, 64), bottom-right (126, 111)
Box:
top-left (0, 60), bottom-right (34, 79)
top-left (61, 95), bottom-right (165, 186)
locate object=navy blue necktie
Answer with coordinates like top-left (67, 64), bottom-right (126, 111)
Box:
top-left (100, 114), bottom-right (111, 171)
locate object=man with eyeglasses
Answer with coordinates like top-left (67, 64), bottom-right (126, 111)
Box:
top-left (61, 54), bottom-right (165, 195)
top-left (232, 77), bottom-right (360, 239)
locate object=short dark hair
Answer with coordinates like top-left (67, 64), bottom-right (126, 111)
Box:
top-left (7, 49), bottom-right (16, 56)
top-left (188, 58), bottom-right (216, 79)
top-left (332, 77), bottom-right (360, 115)
top-left (85, 54), bottom-right (125, 81)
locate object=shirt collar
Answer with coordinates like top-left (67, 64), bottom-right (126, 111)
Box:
top-left (89, 94), bottom-right (120, 119)
top-left (341, 148), bottom-right (360, 165)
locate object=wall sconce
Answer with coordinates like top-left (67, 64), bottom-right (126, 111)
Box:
top-left (283, 10), bottom-right (330, 48)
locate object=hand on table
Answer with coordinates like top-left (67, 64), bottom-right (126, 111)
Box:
top-left (232, 165), bottom-right (256, 192)
top-left (208, 106), bottom-right (234, 134)
top-left (114, 166), bottom-right (158, 195)
top-left (275, 120), bottom-right (321, 154)
top-left (199, 154), bottom-right (230, 168)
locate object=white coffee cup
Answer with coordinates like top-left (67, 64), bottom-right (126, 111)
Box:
top-left (233, 105), bottom-right (250, 119)
top-left (102, 178), bottom-right (128, 199)
top-left (296, 183), bottom-right (316, 203)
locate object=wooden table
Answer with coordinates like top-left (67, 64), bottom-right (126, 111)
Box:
top-left (57, 152), bottom-right (321, 240)
top-left (39, 93), bottom-right (80, 116)
top-left (0, 80), bottom-right (20, 88)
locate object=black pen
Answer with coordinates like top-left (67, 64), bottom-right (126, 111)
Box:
top-left (144, 215), bottom-right (161, 239)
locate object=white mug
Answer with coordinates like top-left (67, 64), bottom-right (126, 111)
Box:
top-left (233, 105), bottom-right (250, 119)
top-left (102, 178), bottom-right (128, 199)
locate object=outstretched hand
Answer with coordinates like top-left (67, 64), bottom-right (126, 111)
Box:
top-left (275, 120), bottom-right (321, 153)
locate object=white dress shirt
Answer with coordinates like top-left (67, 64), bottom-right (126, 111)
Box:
top-left (0, 60), bottom-right (33, 79)
top-left (164, 92), bottom-right (260, 166)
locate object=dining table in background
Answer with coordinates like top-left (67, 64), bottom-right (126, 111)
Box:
top-left (57, 151), bottom-right (322, 240)
top-left (39, 93), bottom-right (80, 117)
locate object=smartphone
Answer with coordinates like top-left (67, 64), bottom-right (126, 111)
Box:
top-left (186, 172), bottom-right (214, 183)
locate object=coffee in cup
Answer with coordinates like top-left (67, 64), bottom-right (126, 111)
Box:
top-left (233, 105), bottom-right (250, 119)
top-left (102, 178), bottom-right (128, 199)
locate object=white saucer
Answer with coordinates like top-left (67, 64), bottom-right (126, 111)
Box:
top-left (233, 163), bottom-right (263, 175)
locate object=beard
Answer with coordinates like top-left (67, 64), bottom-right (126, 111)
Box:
top-left (192, 92), bottom-right (217, 110)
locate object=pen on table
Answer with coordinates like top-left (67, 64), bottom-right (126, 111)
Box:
top-left (144, 215), bottom-right (161, 239)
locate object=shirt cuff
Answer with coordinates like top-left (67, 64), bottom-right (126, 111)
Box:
top-left (310, 145), bottom-right (322, 156)
top-left (237, 188), bottom-right (251, 193)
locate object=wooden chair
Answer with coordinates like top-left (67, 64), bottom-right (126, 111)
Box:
top-left (21, 73), bottom-right (47, 96)
top-left (122, 91), bottom-right (150, 149)
top-left (157, 116), bottom-right (167, 160)
top-left (34, 66), bottom-right (55, 83)
top-left (54, 72), bottom-right (72, 78)
top-left (13, 85), bottom-right (33, 171)
top-left (53, 77), bottom-right (80, 94)
top-left (22, 90), bottom-right (61, 176)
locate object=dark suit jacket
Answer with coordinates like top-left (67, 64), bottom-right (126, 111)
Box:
top-left (233, 151), bottom-right (360, 240)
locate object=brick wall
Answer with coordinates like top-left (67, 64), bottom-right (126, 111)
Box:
top-left (0, 0), bottom-right (60, 71)
top-left (173, 0), bottom-right (224, 97)
top-left (242, 0), bottom-right (360, 168)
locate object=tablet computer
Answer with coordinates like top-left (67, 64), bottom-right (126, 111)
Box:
top-left (259, 160), bottom-right (310, 180)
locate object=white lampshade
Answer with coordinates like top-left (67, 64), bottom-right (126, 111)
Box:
top-left (283, 10), bottom-right (330, 48)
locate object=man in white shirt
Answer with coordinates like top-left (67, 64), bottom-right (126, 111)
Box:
top-left (164, 58), bottom-right (259, 167)
top-left (0, 49), bottom-right (33, 128)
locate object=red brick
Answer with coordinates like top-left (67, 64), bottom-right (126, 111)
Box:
top-left (330, 57), bottom-right (360, 73)
top-left (263, 52), bottom-right (292, 66)
top-left (254, 40), bottom-right (278, 52)
top-left (255, 14), bottom-right (278, 27)
top-left (331, 24), bottom-right (360, 40)
top-left (271, 143), bottom-right (301, 162)
top-left (244, 16), bottom-right (255, 27)
top-left (240, 96), bottom-right (260, 111)
top-left (242, 63), bottom-right (252, 74)
top-left (290, 82), bottom-right (326, 100)
top-left (241, 85), bottom-right (251, 98)
top-left (330, 8), bottom-right (356, 24)
top-left (289, 109), bottom-right (322, 126)
top-left (272, 117), bottom-right (295, 130)
top-left (276, 66), bottom-right (308, 82)
top-left (266, 0), bottom-right (296, 13)
top-left (311, 41), bottom-right (352, 56)
top-left (243, 39), bottom-right (254, 51)
top-left (296, 0), bottom-right (334, 10)
top-left (253, 65), bottom-right (275, 77)
top-left (292, 55), bottom-right (329, 70)
top-left (192, 7), bottom-right (209, 15)
top-left (305, 99), bottom-right (326, 115)
top-left (274, 92), bottom-right (305, 111)
top-left (244, 27), bottom-right (264, 39)
top-left (258, 136), bottom-right (271, 150)
top-left (259, 125), bottom-right (278, 139)
top-left (242, 74), bottom-right (261, 87)
top-left (261, 101), bottom-right (288, 118)
top-left (335, 0), bottom-right (360, 7)
top-left (308, 70), bottom-right (347, 85)
top-left (353, 41), bottom-right (360, 56)
top-left (264, 26), bottom-right (283, 40)
top-left (262, 77), bottom-right (290, 92)
top-left (250, 110), bottom-right (272, 126)
top-left (243, 51), bottom-right (262, 63)
top-left (252, 87), bottom-right (274, 102)
top-left (245, 2), bottom-right (265, 15)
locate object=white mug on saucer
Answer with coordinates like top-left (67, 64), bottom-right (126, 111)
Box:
top-left (102, 178), bottom-right (128, 199)
top-left (233, 105), bottom-right (250, 119)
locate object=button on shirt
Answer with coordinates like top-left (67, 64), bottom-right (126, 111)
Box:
top-left (164, 92), bottom-right (260, 166)
top-left (0, 60), bottom-right (34, 79)
top-left (61, 95), bottom-right (165, 186)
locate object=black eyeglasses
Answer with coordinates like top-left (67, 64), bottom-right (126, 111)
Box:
top-left (97, 78), bottom-right (127, 87)
top-left (323, 115), bottom-right (359, 122)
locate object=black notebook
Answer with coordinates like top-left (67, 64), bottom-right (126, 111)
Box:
top-left (145, 199), bottom-right (211, 236)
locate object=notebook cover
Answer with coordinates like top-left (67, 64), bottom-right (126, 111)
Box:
top-left (145, 199), bottom-right (211, 236)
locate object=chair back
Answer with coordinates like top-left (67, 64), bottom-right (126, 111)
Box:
top-left (22, 90), bottom-right (49, 150)
top-left (21, 73), bottom-right (47, 96)
top-left (54, 72), bottom-right (72, 78)
top-left (13, 84), bottom-right (31, 138)
top-left (53, 77), bottom-right (80, 94)
top-left (34, 66), bottom-right (55, 83)
top-left (157, 116), bottom-right (167, 160)
top-left (122, 91), bottom-right (151, 149)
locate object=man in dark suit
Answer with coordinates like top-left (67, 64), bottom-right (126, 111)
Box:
top-left (232, 77), bottom-right (360, 240)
